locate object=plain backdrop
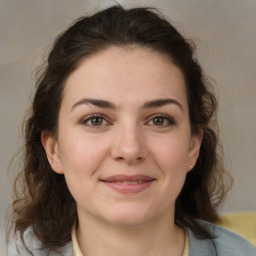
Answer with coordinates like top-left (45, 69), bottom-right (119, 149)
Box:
top-left (1, 0), bottom-right (256, 254)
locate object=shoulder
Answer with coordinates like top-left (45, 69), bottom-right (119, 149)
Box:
top-left (7, 228), bottom-right (73, 256)
top-left (187, 219), bottom-right (256, 256)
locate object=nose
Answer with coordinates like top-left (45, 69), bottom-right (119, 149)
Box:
top-left (111, 124), bottom-right (147, 164)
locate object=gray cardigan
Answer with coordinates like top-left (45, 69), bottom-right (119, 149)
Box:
top-left (8, 220), bottom-right (256, 255)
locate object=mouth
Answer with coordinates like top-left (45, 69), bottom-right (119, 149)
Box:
top-left (100, 175), bottom-right (156, 194)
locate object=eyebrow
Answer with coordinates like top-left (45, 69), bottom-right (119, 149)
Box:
top-left (142, 98), bottom-right (183, 112)
top-left (71, 98), bottom-right (184, 112)
top-left (71, 98), bottom-right (115, 110)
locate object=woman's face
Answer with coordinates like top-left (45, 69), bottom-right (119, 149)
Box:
top-left (43, 46), bottom-right (202, 227)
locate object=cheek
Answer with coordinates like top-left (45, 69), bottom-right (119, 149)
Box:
top-left (152, 135), bottom-right (190, 173)
top-left (151, 134), bottom-right (190, 195)
top-left (58, 134), bottom-right (110, 204)
top-left (58, 132), bottom-right (110, 178)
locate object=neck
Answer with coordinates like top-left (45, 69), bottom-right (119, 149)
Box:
top-left (77, 211), bottom-right (185, 256)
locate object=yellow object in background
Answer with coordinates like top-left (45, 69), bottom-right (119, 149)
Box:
top-left (217, 212), bottom-right (256, 247)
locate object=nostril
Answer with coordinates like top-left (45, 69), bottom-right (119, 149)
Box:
top-left (113, 155), bottom-right (144, 163)
top-left (116, 156), bottom-right (124, 161)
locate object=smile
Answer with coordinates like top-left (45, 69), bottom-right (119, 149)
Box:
top-left (101, 175), bottom-right (156, 194)
top-left (114, 180), bottom-right (146, 184)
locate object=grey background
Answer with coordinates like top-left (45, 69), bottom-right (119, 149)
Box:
top-left (1, 0), bottom-right (256, 254)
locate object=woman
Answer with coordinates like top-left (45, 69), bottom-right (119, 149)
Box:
top-left (9, 5), bottom-right (256, 256)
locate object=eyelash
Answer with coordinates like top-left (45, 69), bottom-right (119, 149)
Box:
top-left (80, 114), bottom-right (110, 127)
top-left (80, 114), bottom-right (175, 128)
top-left (146, 114), bottom-right (175, 127)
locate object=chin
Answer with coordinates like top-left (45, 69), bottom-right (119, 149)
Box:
top-left (108, 216), bottom-right (150, 227)
top-left (102, 206), bottom-right (154, 227)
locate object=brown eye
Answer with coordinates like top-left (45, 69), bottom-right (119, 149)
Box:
top-left (153, 117), bottom-right (165, 126)
top-left (91, 117), bottom-right (103, 126)
top-left (148, 115), bottom-right (175, 127)
top-left (82, 115), bottom-right (108, 127)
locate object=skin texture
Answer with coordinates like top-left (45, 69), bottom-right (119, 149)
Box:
top-left (42, 46), bottom-right (203, 256)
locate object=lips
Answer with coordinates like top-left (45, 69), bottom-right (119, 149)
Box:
top-left (100, 175), bottom-right (155, 194)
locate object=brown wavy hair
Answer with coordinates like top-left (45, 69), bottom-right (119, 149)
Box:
top-left (9, 5), bottom-right (232, 254)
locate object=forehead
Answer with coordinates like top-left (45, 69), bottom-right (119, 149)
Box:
top-left (62, 46), bottom-right (188, 109)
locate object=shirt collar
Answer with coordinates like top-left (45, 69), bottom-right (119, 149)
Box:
top-left (71, 223), bottom-right (189, 256)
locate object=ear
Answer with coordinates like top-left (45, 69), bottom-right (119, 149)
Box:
top-left (41, 132), bottom-right (64, 174)
top-left (187, 129), bottom-right (203, 172)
